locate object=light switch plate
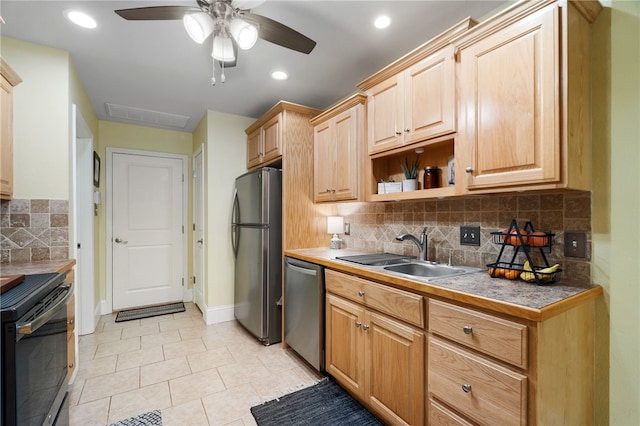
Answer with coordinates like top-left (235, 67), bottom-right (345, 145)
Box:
top-left (460, 226), bottom-right (480, 246)
top-left (344, 222), bottom-right (350, 235)
top-left (564, 231), bottom-right (587, 258)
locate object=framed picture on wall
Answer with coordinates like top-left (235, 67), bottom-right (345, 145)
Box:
top-left (93, 151), bottom-right (101, 188)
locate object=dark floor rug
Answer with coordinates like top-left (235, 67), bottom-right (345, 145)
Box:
top-left (107, 410), bottom-right (162, 426)
top-left (115, 302), bottom-right (185, 322)
top-left (251, 378), bottom-right (383, 426)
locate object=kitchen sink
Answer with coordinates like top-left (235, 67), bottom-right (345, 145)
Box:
top-left (382, 262), bottom-right (483, 280)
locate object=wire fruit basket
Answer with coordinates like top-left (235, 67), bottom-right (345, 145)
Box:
top-left (486, 219), bottom-right (561, 285)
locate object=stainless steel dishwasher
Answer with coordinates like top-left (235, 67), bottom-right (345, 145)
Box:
top-left (284, 257), bottom-right (325, 371)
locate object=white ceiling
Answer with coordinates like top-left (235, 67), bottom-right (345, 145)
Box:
top-left (0, 1), bottom-right (505, 132)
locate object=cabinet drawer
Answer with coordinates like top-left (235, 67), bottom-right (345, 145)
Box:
top-left (325, 269), bottom-right (424, 327)
top-left (428, 299), bottom-right (527, 368)
top-left (428, 399), bottom-right (474, 426)
top-left (429, 337), bottom-right (527, 426)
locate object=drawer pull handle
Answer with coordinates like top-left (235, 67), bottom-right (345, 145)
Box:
top-left (462, 383), bottom-right (472, 393)
top-left (355, 321), bottom-right (362, 328)
top-left (362, 324), bottom-right (370, 331)
top-left (358, 290), bottom-right (365, 297)
top-left (463, 325), bottom-right (473, 335)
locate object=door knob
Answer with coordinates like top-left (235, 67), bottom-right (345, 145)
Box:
top-left (114, 237), bottom-right (128, 244)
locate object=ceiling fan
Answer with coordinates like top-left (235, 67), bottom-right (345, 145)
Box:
top-left (115, 0), bottom-right (316, 84)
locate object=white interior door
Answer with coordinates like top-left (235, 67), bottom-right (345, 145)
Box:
top-left (112, 152), bottom-right (184, 310)
top-left (193, 145), bottom-right (205, 313)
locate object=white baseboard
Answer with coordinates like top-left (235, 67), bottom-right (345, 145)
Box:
top-left (204, 304), bottom-right (235, 325)
top-left (92, 302), bottom-right (101, 332)
top-left (100, 300), bottom-right (111, 315)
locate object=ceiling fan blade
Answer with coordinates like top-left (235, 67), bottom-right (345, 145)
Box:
top-left (115, 6), bottom-right (196, 21)
top-left (243, 13), bottom-right (316, 55)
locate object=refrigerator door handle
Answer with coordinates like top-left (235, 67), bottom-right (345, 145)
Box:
top-left (231, 190), bottom-right (240, 258)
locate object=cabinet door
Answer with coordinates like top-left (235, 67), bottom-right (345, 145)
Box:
top-left (66, 293), bottom-right (76, 382)
top-left (313, 120), bottom-right (334, 202)
top-left (261, 112), bottom-right (282, 164)
top-left (326, 294), bottom-right (365, 398)
top-left (405, 45), bottom-right (455, 143)
top-left (458, 4), bottom-right (559, 190)
top-left (332, 107), bottom-right (359, 201)
top-left (246, 128), bottom-right (262, 169)
top-left (0, 75), bottom-right (14, 199)
top-left (367, 74), bottom-right (404, 154)
top-left (365, 311), bottom-right (425, 426)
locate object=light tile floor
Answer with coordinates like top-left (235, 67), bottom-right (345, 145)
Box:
top-left (68, 303), bottom-right (322, 425)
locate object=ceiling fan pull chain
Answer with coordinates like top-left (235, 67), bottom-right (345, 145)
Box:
top-left (211, 57), bottom-right (216, 86)
top-left (221, 61), bottom-right (226, 83)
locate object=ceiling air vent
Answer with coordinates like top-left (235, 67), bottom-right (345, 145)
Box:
top-left (105, 103), bottom-right (190, 129)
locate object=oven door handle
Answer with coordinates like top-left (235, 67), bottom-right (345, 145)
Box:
top-left (16, 284), bottom-right (73, 337)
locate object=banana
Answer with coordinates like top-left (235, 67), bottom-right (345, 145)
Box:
top-left (520, 263), bottom-right (560, 283)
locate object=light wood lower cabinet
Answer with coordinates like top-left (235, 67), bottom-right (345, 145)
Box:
top-left (325, 271), bottom-right (425, 425)
top-left (63, 267), bottom-right (76, 382)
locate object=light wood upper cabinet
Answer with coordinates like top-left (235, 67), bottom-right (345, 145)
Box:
top-left (311, 93), bottom-right (365, 202)
top-left (365, 46), bottom-right (456, 155)
top-left (455, 0), bottom-right (600, 192)
top-left (246, 112), bottom-right (282, 169)
top-left (1, 57), bottom-right (22, 200)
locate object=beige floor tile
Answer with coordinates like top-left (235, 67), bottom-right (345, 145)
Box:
top-left (226, 338), bottom-right (270, 362)
top-left (67, 378), bottom-right (85, 407)
top-left (120, 322), bottom-right (160, 339)
top-left (116, 345), bottom-right (165, 371)
top-left (169, 368), bottom-right (225, 406)
top-left (95, 336), bottom-right (140, 358)
top-left (78, 329), bottom-right (122, 347)
top-left (201, 328), bottom-right (248, 350)
top-left (162, 337), bottom-right (207, 360)
top-left (140, 313), bottom-right (178, 326)
top-left (178, 325), bottom-right (209, 340)
top-left (74, 355), bottom-right (117, 381)
top-left (78, 344), bottom-right (98, 362)
top-left (162, 399), bottom-right (209, 426)
top-left (187, 347), bottom-right (235, 373)
top-left (201, 384), bottom-right (262, 426)
top-left (217, 357), bottom-right (271, 389)
top-left (257, 347), bottom-right (307, 374)
top-left (140, 356), bottom-right (191, 387)
top-left (159, 317), bottom-right (203, 332)
top-left (141, 330), bottom-right (181, 348)
top-left (250, 367), bottom-right (319, 402)
top-left (80, 368), bottom-right (140, 403)
top-left (102, 318), bottom-right (141, 331)
top-left (69, 397), bottom-right (110, 426)
top-left (108, 382), bottom-right (172, 424)
top-left (242, 414), bottom-right (258, 426)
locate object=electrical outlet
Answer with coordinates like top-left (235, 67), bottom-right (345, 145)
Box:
top-left (564, 231), bottom-right (587, 258)
top-left (460, 226), bottom-right (480, 246)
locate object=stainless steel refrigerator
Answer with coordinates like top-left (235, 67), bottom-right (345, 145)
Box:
top-left (232, 167), bottom-right (282, 345)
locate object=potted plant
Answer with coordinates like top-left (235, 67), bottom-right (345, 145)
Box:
top-left (400, 155), bottom-right (420, 191)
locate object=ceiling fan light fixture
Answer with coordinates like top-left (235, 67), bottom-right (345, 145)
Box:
top-left (229, 18), bottom-right (258, 50)
top-left (212, 32), bottom-right (236, 62)
top-left (183, 12), bottom-right (214, 43)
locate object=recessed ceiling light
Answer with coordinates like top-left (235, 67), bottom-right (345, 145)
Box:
top-left (374, 15), bottom-right (391, 29)
top-left (271, 70), bottom-right (288, 81)
top-left (65, 10), bottom-right (97, 29)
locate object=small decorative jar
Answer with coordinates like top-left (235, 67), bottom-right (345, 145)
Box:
top-left (423, 166), bottom-right (440, 189)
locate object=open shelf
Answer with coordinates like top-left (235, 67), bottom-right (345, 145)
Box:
top-left (368, 136), bottom-right (455, 201)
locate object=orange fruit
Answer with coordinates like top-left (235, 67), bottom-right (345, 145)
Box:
top-left (504, 269), bottom-right (520, 280)
top-left (506, 229), bottom-right (527, 246)
top-left (528, 231), bottom-right (549, 247)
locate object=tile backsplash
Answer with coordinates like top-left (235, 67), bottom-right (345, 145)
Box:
top-left (336, 192), bottom-right (592, 284)
top-left (0, 199), bottom-right (70, 264)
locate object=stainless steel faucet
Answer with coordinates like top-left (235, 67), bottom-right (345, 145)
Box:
top-left (396, 227), bottom-right (428, 261)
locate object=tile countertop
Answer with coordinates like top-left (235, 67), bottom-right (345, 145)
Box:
top-left (284, 248), bottom-right (602, 322)
top-left (1, 259), bottom-right (76, 276)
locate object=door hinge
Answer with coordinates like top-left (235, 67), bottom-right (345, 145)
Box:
top-left (193, 276), bottom-right (196, 284)
top-left (193, 224), bottom-right (196, 231)
top-left (192, 170), bottom-right (196, 179)
top-left (182, 278), bottom-right (185, 287)
top-left (182, 225), bottom-right (184, 234)
top-left (182, 174), bottom-right (185, 182)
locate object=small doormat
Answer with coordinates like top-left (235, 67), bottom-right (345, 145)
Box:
top-left (108, 409), bottom-right (162, 426)
top-left (250, 377), bottom-right (382, 425)
top-left (115, 302), bottom-right (185, 322)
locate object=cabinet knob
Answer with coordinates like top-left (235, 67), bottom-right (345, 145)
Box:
top-left (404, 128), bottom-right (410, 133)
top-left (358, 290), bottom-right (365, 297)
top-left (326, 188), bottom-right (331, 193)
top-left (355, 321), bottom-right (362, 328)
top-left (362, 324), bottom-right (370, 331)
top-left (395, 131), bottom-right (402, 136)
top-left (462, 383), bottom-right (472, 393)
top-left (68, 319), bottom-right (74, 325)
top-left (463, 325), bottom-right (473, 334)
top-left (69, 363), bottom-right (74, 369)
top-left (465, 166), bottom-right (473, 173)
